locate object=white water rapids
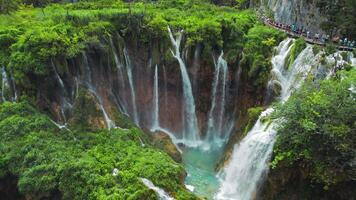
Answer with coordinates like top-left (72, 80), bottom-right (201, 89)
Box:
top-left (141, 178), bottom-right (175, 200)
top-left (216, 39), bottom-right (318, 200)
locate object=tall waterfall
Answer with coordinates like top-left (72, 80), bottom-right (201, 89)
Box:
top-left (205, 51), bottom-right (228, 145)
top-left (82, 53), bottom-right (116, 130)
top-left (216, 39), bottom-right (317, 200)
top-left (123, 47), bottom-right (139, 125)
top-left (0, 67), bottom-right (16, 102)
top-left (51, 59), bottom-right (73, 123)
top-left (151, 64), bottom-right (160, 131)
top-left (141, 178), bottom-right (174, 200)
top-left (110, 39), bottom-right (129, 116)
top-left (168, 27), bottom-right (200, 145)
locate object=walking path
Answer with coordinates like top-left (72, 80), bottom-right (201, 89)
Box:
top-left (263, 18), bottom-right (355, 52)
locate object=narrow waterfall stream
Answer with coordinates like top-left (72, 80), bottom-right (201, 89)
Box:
top-left (151, 64), bottom-right (160, 131)
top-left (205, 51), bottom-right (229, 147)
top-left (168, 27), bottom-right (200, 145)
top-left (216, 40), bottom-right (318, 200)
top-left (123, 47), bottom-right (139, 125)
top-left (110, 39), bottom-right (129, 116)
top-left (1, 67), bottom-right (10, 102)
top-left (141, 178), bottom-right (174, 200)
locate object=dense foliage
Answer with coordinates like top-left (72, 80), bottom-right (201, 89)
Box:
top-left (240, 25), bottom-right (286, 86)
top-left (0, 0), bottom-right (261, 83)
top-left (0, 101), bottom-right (196, 199)
top-left (272, 69), bottom-right (356, 188)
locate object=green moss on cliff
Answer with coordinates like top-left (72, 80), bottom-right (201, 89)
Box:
top-left (286, 38), bottom-right (306, 69)
top-left (240, 25), bottom-right (286, 87)
top-left (0, 101), bottom-right (197, 199)
top-left (0, 0), bottom-right (261, 90)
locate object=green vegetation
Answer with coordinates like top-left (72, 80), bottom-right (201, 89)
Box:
top-left (242, 106), bottom-right (264, 137)
top-left (240, 25), bottom-right (286, 87)
top-left (286, 38), bottom-right (306, 69)
top-left (0, 0), bottom-right (271, 89)
top-left (0, 101), bottom-right (196, 199)
top-left (272, 69), bottom-right (356, 188)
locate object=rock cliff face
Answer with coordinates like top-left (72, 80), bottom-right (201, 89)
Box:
top-left (254, 0), bottom-right (326, 34)
top-left (34, 33), bottom-right (248, 142)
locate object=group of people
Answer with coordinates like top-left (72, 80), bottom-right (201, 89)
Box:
top-left (263, 17), bottom-right (355, 49)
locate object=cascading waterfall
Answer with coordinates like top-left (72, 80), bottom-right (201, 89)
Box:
top-left (88, 88), bottom-right (116, 130)
top-left (151, 64), bottom-right (160, 131)
top-left (1, 67), bottom-right (10, 102)
top-left (51, 59), bottom-right (73, 123)
top-left (9, 70), bottom-right (17, 101)
top-left (216, 39), bottom-right (317, 200)
top-left (82, 53), bottom-right (116, 130)
top-left (140, 178), bottom-right (174, 200)
top-left (205, 51), bottom-right (229, 145)
top-left (123, 47), bottom-right (139, 125)
top-left (110, 38), bottom-right (129, 116)
top-left (168, 27), bottom-right (200, 145)
top-left (0, 67), bottom-right (16, 102)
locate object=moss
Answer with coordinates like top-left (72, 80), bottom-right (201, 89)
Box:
top-left (312, 45), bottom-right (322, 55)
top-left (240, 25), bottom-right (286, 87)
top-left (242, 106), bottom-right (264, 137)
top-left (286, 38), bottom-right (306, 69)
top-left (69, 88), bottom-right (107, 131)
top-left (0, 101), bottom-right (197, 199)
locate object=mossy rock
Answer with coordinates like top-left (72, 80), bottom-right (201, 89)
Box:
top-left (68, 88), bottom-right (106, 131)
top-left (149, 130), bottom-right (182, 163)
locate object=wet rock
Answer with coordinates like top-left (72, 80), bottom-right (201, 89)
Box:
top-left (149, 130), bottom-right (182, 163)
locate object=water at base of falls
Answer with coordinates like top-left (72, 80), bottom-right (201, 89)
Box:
top-left (182, 147), bottom-right (224, 200)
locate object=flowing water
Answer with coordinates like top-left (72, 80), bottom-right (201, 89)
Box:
top-left (182, 52), bottom-right (231, 199)
top-left (110, 39), bottom-right (129, 116)
top-left (141, 178), bottom-right (174, 200)
top-left (205, 51), bottom-right (229, 145)
top-left (168, 27), bottom-right (200, 146)
top-left (151, 64), bottom-right (160, 131)
top-left (123, 47), bottom-right (139, 125)
top-left (216, 40), bottom-right (317, 200)
top-left (1, 67), bottom-right (10, 102)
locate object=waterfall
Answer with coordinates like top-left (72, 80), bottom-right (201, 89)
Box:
top-left (51, 59), bottom-right (65, 92)
top-left (216, 39), bottom-right (317, 200)
top-left (110, 39), bottom-right (126, 89)
top-left (51, 59), bottom-right (73, 124)
top-left (9, 71), bottom-right (17, 101)
top-left (151, 64), bottom-right (160, 131)
top-left (88, 88), bottom-right (116, 130)
top-left (168, 27), bottom-right (200, 145)
top-left (0, 67), bottom-right (16, 102)
top-left (110, 38), bottom-right (129, 116)
top-left (205, 51), bottom-right (228, 144)
top-left (1, 67), bottom-right (10, 102)
top-left (140, 178), bottom-right (175, 200)
top-left (123, 47), bottom-right (139, 125)
top-left (82, 53), bottom-right (116, 130)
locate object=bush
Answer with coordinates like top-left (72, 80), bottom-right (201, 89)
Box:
top-left (272, 69), bottom-right (356, 187)
top-left (0, 101), bottom-right (197, 199)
